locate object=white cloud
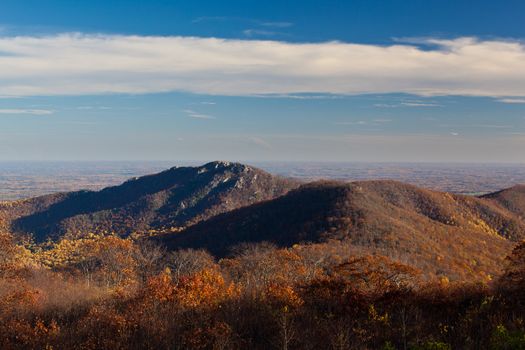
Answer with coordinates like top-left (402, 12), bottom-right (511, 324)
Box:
top-left (249, 136), bottom-right (272, 148)
top-left (259, 22), bottom-right (293, 28)
top-left (191, 17), bottom-right (292, 28)
top-left (374, 103), bottom-right (399, 108)
top-left (191, 16), bottom-right (229, 24)
top-left (400, 102), bottom-right (441, 107)
top-left (375, 101), bottom-right (441, 108)
top-left (497, 98), bottom-right (525, 104)
top-left (243, 29), bottom-right (279, 37)
top-left (0, 34), bottom-right (525, 97)
top-left (183, 109), bottom-right (216, 120)
top-left (76, 106), bottom-right (111, 110)
top-left (335, 120), bottom-right (368, 125)
top-left (440, 123), bottom-right (514, 129)
top-left (254, 93), bottom-right (343, 100)
top-left (0, 108), bottom-right (53, 115)
top-left (334, 118), bottom-right (392, 127)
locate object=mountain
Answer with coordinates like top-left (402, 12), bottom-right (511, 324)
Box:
top-left (481, 184), bottom-right (525, 219)
top-left (158, 180), bottom-right (525, 280)
top-left (0, 192), bottom-right (70, 233)
top-left (3, 161), bottom-right (300, 241)
top-left (3, 161), bottom-right (525, 280)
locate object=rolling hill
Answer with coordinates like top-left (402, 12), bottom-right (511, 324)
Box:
top-left (158, 180), bottom-right (525, 280)
top-left (2, 161), bottom-right (299, 241)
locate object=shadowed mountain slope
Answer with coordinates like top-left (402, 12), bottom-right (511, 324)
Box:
top-left (159, 180), bottom-right (525, 280)
top-left (481, 184), bottom-right (525, 219)
top-left (5, 161), bottom-right (299, 241)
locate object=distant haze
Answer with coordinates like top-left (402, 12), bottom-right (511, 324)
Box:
top-left (1, 161), bottom-right (525, 201)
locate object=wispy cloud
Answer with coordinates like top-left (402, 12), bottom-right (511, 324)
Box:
top-left (440, 123), bottom-right (513, 129)
top-left (259, 21), bottom-right (293, 28)
top-left (183, 109), bottom-right (216, 120)
top-left (252, 93), bottom-right (343, 100)
top-left (334, 119), bottom-right (392, 126)
top-left (249, 136), bottom-right (272, 149)
top-left (400, 102), bottom-right (441, 107)
top-left (373, 103), bottom-right (398, 108)
top-left (496, 98), bottom-right (525, 104)
top-left (243, 29), bottom-right (281, 37)
top-left (244, 20), bottom-right (292, 36)
top-left (191, 16), bottom-right (292, 28)
top-left (191, 16), bottom-right (229, 24)
top-left (0, 108), bottom-right (53, 115)
top-left (375, 101), bottom-right (442, 108)
top-left (76, 106), bottom-right (111, 110)
top-left (335, 121), bottom-right (368, 126)
top-left (0, 35), bottom-right (525, 97)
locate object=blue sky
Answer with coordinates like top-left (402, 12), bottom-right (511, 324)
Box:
top-left (0, 0), bottom-right (524, 162)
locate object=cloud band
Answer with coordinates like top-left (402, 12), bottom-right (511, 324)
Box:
top-left (0, 34), bottom-right (524, 97)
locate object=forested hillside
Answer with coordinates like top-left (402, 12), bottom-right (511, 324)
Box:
top-left (1, 163), bottom-right (525, 348)
top-left (3, 161), bottom-right (299, 241)
top-left (160, 180), bottom-right (525, 280)
top-left (1, 229), bottom-right (525, 349)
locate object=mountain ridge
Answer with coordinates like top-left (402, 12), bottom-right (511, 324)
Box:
top-left (2, 161), bottom-right (525, 280)
top-left (4, 161), bottom-right (300, 241)
top-left (156, 179), bottom-right (525, 280)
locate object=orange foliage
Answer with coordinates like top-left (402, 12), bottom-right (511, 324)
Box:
top-left (174, 268), bottom-right (236, 308)
top-left (333, 255), bottom-right (421, 294)
top-left (265, 284), bottom-right (304, 309)
top-left (0, 237), bottom-right (524, 349)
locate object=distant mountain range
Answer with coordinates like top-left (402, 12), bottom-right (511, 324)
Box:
top-left (1, 161), bottom-right (524, 280)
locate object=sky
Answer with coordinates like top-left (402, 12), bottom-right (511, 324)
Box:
top-left (0, 0), bottom-right (524, 162)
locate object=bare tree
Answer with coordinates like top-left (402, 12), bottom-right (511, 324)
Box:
top-left (166, 248), bottom-right (215, 281)
top-left (133, 240), bottom-right (166, 284)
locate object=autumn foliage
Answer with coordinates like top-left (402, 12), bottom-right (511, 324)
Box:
top-left (0, 233), bottom-right (525, 349)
